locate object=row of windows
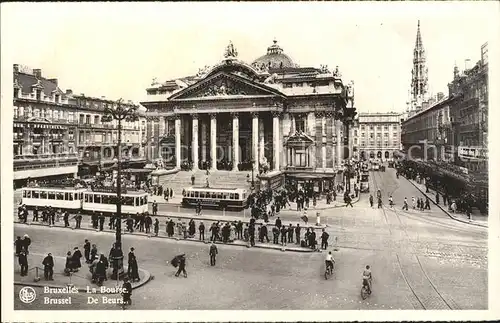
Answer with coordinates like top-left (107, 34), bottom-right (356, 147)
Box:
top-left (24, 190), bottom-right (83, 200)
top-left (14, 88), bottom-right (61, 102)
top-left (84, 194), bottom-right (148, 206)
top-left (184, 191), bottom-right (243, 200)
top-left (360, 124), bottom-right (399, 131)
top-left (282, 81), bottom-right (331, 88)
top-left (14, 106), bottom-right (75, 122)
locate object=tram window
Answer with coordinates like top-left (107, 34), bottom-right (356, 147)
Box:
top-left (217, 193), bottom-right (223, 199)
top-left (124, 197), bottom-right (134, 206)
top-left (200, 192), bottom-right (205, 198)
top-left (32, 191), bottom-right (39, 198)
top-left (26, 190), bottom-right (32, 198)
top-left (56, 192), bottom-right (64, 200)
top-left (48, 192), bottom-right (55, 200)
top-left (230, 193), bottom-right (234, 200)
top-left (223, 194), bottom-right (228, 199)
top-left (84, 194), bottom-right (89, 203)
top-left (194, 191), bottom-right (199, 198)
top-left (80, 193), bottom-right (83, 200)
top-left (235, 193), bottom-right (239, 199)
top-left (94, 194), bottom-right (101, 204)
top-left (23, 191), bottom-right (26, 198)
top-left (40, 191), bottom-right (47, 199)
top-left (211, 192), bottom-right (216, 199)
top-left (135, 197), bottom-right (139, 206)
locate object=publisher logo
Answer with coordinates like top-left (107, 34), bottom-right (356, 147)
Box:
top-left (19, 286), bottom-right (36, 304)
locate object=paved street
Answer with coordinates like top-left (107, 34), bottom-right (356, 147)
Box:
top-left (13, 168), bottom-right (487, 310)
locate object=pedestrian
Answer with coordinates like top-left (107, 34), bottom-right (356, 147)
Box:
top-left (280, 225), bottom-right (287, 245)
top-left (154, 218), bottom-right (159, 237)
top-left (295, 224), bottom-right (301, 244)
top-left (32, 207), bottom-right (39, 222)
top-left (369, 195), bottom-right (373, 208)
top-left (19, 249), bottom-right (28, 276)
top-left (321, 228), bottom-right (329, 250)
top-left (72, 247), bottom-right (83, 272)
top-left (63, 211), bottom-right (70, 227)
top-left (15, 236), bottom-right (22, 256)
top-left (122, 277), bottom-right (132, 306)
top-left (173, 254), bottom-right (188, 278)
top-left (152, 201), bottom-right (158, 216)
top-left (199, 221), bottom-right (205, 240)
top-left (128, 248), bottom-right (140, 282)
top-left (345, 195), bottom-right (354, 208)
top-left (209, 243), bottom-right (218, 266)
top-left (287, 223), bottom-right (294, 243)
top-left (73, 212), bottom-right (83, 229)
top-left (412, 197), bottom-right (416, 209)
top-left (435, 192), bottom-right (440, 205)
top-left (145, 214), bottom-right (152, 233)
top-left (42, 253), bottom-right (54, 280)
top-left (402, 197), bottom-right (408, 211)
top-left (98, 213), bottom-right (105, 231)
top-left (84, 239), bottom-right (91, 263)
top-left (21, 234), bottom-right (31, 254)
top-left (65, 251), bottom-right (74, 274)
top-left (90, 244), bottom-right (98, 263)
top-left (272, 225), bottom-right (279, 244)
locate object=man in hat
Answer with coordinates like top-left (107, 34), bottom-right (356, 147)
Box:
top-left (122, 277), bottom-right (132, 306)
top-left (174, 254), bottom-right (187, 278)
top-left (84, 239), bottom-right (91, 263)
top-left (18, 249), bottom-right (29, 276)
top-left (209, 243), bottom-right (218, 266)
top-left (72, 247), bottom-right (83, 271)
top-left (42, 253), bottom-right (54, 280)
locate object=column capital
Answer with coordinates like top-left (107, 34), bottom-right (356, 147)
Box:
top-left (192, 113), bottom-right (199, 120)
top-left (325, 111), bottom-right (333, 118)
top-left (251, 112), bottom-right (259, 118)
top-left (314, 111), bottom-right (325, 118)
top-left (174, 114), bottom-right (181, 120)
top-left (210, 113), bottom-right (217, 120)
top-left (231, 112), bottom-right (239, 118)
top-left (271, 111), bottom-right (282, 118)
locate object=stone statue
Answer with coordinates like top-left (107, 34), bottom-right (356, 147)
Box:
top-left (333, 66), bottom-right (342, 77)
top-left (224, 41), bottom-right (238, 58)
top-left (320, 64), bottom-right (330, 73)
top-left (151, 77), bottom-right (158, 86)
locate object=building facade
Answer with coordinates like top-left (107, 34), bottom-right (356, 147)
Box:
top-left (447, 43), bottom-right (488, 172)
top-left (354, 112), bottom-right (402, 161)
top-left (13, 64), bottom-right (146, 186)
top-left (141, 40), bottom-right (354, 189)
top-left (401, 42), bottom-right (488, 174)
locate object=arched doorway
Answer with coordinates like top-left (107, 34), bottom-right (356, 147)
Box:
top-left (384, 151), bottom-right (390, 159)
top-left (377, 151), bottom-right (382, 159)
top-left (369, 151), bottom-right (375, 159)
top-left (360, 151), bottom-right (366, 161)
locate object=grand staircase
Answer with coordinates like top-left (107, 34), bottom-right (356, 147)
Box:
top-left (158, 169), bottom-right (252, 195)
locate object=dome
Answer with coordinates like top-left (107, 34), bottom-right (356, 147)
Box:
top-left (251, 40), bottom-right (296, 70)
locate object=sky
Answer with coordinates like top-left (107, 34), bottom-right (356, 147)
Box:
top-left (1, 2), bottom-right (498, 114)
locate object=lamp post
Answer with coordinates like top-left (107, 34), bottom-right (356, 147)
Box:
top-left (102, 99), bottom-right (139, 279)
top-left (250, 159), bottom-right (255, 191)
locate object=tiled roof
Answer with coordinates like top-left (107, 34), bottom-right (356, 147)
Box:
top-left (15, 72), bottom-right (58, 97)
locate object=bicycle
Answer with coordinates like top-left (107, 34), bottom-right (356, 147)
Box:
top-left (324, 262), bottom-right (334, 280)
top-left (360, 278), bottom-right (372, 300)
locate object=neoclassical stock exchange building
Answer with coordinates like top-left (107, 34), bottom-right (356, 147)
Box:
top-left (142, 41), bottom-right (355, 193)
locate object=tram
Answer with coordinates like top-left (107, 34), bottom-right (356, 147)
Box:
top-left (82, 190), bottom-right (148, 215)
top-left (359, 171), bottom-right (370, 193)
top-left (21, 187), bottom-right (86, 211)
top-left (181, 187), bottom-right (248, 210)
top-left (21, 186), bottom-right (148, 215)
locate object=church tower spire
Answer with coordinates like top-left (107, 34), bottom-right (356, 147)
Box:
top-left (410, 20), bottom-right (428, 109)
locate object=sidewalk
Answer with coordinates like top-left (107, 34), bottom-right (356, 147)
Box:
top-left (405, 178), bottom-right (488, 228)
top-left (14, 214), bottom-right (318, 253)
top-left (14, 253), bottom-right (151, 292)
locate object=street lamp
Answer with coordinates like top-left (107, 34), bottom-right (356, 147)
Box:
top-left (250, 159), bottom-right (255, 190)
top-left (101, 98), bottom-right (139, 279)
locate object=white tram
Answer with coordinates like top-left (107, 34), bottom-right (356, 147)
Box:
top-left (82, 190), bottom-right (148, 215)
top-left (182, 187), bottom-right (248, 210)
top-left (21, 187), bottom-right (148, 215)
top-left (21, 187), bottom-right (86, 211)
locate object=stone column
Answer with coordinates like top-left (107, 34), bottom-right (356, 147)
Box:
top-left (175, 115), bottom-right (181, 169)
top-left (232, 113), bottom-right (239, 171)
top-left (192, 114), bottom-right (199, 170)
top-left (290, 113), bottom-right (296, 135)
top-left (336, 120), bottom-right (342, 166)
top-left (210, 113), bottom-right (217, 170)
top-left (272, 112), bottom-right (280, 171)
top-left (259, 118), bottom-right (265, 163)
top-left (315, 112), bottom-right (323, 168)
top-left (201, 118), bottom-right (207, 163)
top-left (325, 112), bottom-right (334, 168)
top-left (252, 112), bottom-right (259, 171)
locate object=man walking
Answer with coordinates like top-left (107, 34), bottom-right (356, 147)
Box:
top-left (199, 222), bottom-right (205, 241)
top-left (152, 201), bottom-right (158, 216)
top-left (209, 243), bottom-right (218, 266)
top-left (154, 218), bottom-right (159, 237)
top-left (19, 249), bottom-right (28, 276)
top-left (73, 212), bottom-right (83, 229)
top-left (42, 253), bottom-right (54, 280)
top-left (174, 254), bottom-right (187, 278)
top-left (295, 224), bottom-right (301, 244)
top-left (84, 239), bottom-right (91, 263)
top-left (321, 228), bottom-right (329, 250)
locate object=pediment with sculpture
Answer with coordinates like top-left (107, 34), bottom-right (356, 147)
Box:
top-left (169, 72), bottom-right (283, 100)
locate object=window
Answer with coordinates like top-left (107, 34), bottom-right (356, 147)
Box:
top-left (384, 126), bottom-right (389, 131)
top-left (36, 90), bottom-right (41, 101)
top-left (384, 133), bottom-right (388, 138)
top-left (68, 112), bottom-right (74, 122)
top-left (369, 133), bottom-right (374, 139)
top-left (68, 131), bottom-right (74, 140)
top-left (34, 109), bottom-right (40, 118)
top-left (295, 83), bottom-right (303, 87)
top-left (13, 107), bottom-right (18, 118)
top-left (86, 115), bottom-right (90, 124)
top-left (361, 125), bottom-right (365, 130)
top-left (296, 117), bottom-right (305, 132)
top-left (377, 133), bottom-right (381, 138)
top-left (283, 83), bottom-right (292, 88)
top-left (393, 125), bottom-right (398, 130)
top-left (55, 94), bottom-right (60, 103)
top-left (53, 110), bottom-right (59, 120)
top-left (370, 126), bottom-right (374, 130)
top-left (354, 130), bottom-right (358, 137)
top-left (94, 116), bottom-right (100, 124)
top-left (79, 114), bottom-right (85, 123)
top-left (377, 126), bottom-right (381, 130)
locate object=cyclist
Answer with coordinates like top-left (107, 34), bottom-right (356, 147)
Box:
top-left (325, 251), bottom-right (335, 274)
top-left (362, 265), bottom-right (372, 294)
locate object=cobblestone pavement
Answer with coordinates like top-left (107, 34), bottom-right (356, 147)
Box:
top-left (12, 168), bottom-right (487, 310)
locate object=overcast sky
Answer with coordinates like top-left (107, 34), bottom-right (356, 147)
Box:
top-left (2, 2), bottom-right (497, 114)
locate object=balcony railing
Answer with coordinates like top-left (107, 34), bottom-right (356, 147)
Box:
top-left (14, 160), bottom-right (79, 171)
top-left (14, 153), bottom-right (79, 161)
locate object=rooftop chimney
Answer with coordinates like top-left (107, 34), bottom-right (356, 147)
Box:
top-left (33, 69), bottom-right (42, 79)
top-left (66, 89), bottom-right (73, 95)
top-left (48, 78), bottom-right (58, 86)
top-left (13, 64), bottom-right (19, 73)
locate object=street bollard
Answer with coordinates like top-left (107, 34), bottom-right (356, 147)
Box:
top-left (34, 267), bottom-right (40, 282)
